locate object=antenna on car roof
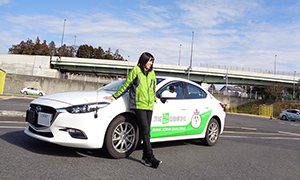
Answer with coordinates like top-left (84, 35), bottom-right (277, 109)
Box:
top-left (94, 72), bottom-right (99, 119)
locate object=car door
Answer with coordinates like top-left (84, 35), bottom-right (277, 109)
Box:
top-left (290, 110), bottom-right (300, 121)
top-left (151, 81), bottom-right (189, 139)
top-left (185, 83), bottom-right (213, 136)
top-left (296, 110), bottom-right (300, 120)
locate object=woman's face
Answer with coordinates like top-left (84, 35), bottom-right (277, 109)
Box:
top-left (145, 57), bottom-right (153, 71)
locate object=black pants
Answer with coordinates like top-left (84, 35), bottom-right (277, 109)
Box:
top-left (134, 109), bottom-right (153, 159)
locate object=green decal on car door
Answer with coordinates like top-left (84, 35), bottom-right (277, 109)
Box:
top-left (150, 110), bottom-right (212, 138)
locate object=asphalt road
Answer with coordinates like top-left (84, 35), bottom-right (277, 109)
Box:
top-left (0, 97), bottom-right (300, 179)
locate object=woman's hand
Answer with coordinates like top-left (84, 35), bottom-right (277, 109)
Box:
top-left (103, 96), bottom-right (115, 102)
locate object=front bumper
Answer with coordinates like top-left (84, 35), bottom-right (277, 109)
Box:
top-left (24, 108), bottom-right (111, 149)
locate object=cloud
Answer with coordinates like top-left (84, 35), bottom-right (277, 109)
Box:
top-left (0, 0), bottom-right (10, 6)
top-left (177, 0), bottom-right (260, 28)
top-left (1, 0), bottom-right (300, 74)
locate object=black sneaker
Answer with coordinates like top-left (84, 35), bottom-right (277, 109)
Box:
top-left (148, 157), bottom-right (162, 169)
top-left (140, 157), bottom-right (152, 167)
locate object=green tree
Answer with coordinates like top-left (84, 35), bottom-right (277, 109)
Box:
top-left (112, 49), bottom-right (124, 61)
top-left (33, 36), bottom-right (42, 55)
top-left (76, 44), bottom-right (95, 58)
top-left (48, 41), bottom-right (57, 56)
top-left (24, 39), bottom-right (35, 55)
top-left (94, 46), bottom-right (105, 59)
top-left (8, 41), bottom-right (26, 54)
top-left (264, 83), bottom-right (287, 99)
top-left (104, 48), bottom-right (113, 59)
top-left (58, 44), bottom-right (76, 57)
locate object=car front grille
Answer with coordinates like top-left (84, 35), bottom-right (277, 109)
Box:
top-left (27, 104), bottom-right (57, 128)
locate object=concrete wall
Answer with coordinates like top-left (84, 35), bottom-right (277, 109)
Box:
top-left (4, 74), bottom-right (112, 95)
top-left (0, 54), bottom-right (59, 78)
top-left (213, 94), bottom-right (256, 109)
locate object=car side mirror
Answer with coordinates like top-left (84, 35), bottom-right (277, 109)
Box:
top-left (160, 90), bottom-right (177, 103)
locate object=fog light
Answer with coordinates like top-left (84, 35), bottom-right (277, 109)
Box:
top-left (66, 128), bottom-right (88, 139)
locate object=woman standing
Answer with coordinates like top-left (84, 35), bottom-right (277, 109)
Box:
top-left (104, 52), bottom-right (162, 168)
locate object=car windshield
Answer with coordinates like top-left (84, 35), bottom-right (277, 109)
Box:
top-left (100, 78), bottom-right (165, 91)
top-left (100, 80), bottom-right (126, 91)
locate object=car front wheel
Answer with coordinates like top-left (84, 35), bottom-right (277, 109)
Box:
top-left (282, 115), bottom-right (288, 120)
top-left (103, 114), bottom-right (139, 158)
top-left (202, 118), bottom-right (219, 146)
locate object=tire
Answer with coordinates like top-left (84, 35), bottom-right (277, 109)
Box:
top-left (202, 118), bottom-right (220, 146)
top-left (24, 91), bottom-right (28, 95)
top-left (103, 114), bottom-right (139, 159)
top-left (282, 115), bottom-right (288, 121)
top-left (38, 92), bottom-right (43, 96)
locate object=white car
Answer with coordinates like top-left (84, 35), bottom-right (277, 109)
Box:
top-left (20, 87), bottom-right (46, 96)
top-left (280, 109), bottom-right (300, 121)
top-left (25, 77), bottom-right (226, 158)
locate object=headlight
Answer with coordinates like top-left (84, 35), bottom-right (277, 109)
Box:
top-left (65, 102), bottom-right (110, 113)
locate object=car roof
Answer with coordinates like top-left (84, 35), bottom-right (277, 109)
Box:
top-left (157, 76), bottom-right (201, 86)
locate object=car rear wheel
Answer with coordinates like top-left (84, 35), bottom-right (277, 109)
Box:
top-left (103, 114), bottom-right (139, 158)
top-left (23, 91), bottom-right (28, 95)
top-left (38, 92), bottom-right (43, 96)
top-left (202, 118), bottom-right (219, 146)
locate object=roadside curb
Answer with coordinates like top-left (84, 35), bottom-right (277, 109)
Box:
top-left (0, 93), bottom-right (38, 100)
top-left (226, 112), bottom-right (276, 119)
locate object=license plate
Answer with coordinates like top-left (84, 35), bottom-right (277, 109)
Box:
top-left (38, 112), bottom-right (52, 126)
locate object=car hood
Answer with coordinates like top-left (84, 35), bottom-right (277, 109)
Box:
top-left (31, 90), bottom-right (115, 108)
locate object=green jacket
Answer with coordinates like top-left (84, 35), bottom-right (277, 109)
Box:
top-left (113, 66), bottom-right (156, 110)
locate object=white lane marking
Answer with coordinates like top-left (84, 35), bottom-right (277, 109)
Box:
top-left (225, 126), bottom-right (257, 131)
top-left (278, 131), bottom-right (300, 136)
top-left (225, 126), bottom-right (241, 129)
top-left (0, 126), bottom-right (26, 129)
top-left (261, 137), bottom-right (300, 140)
top-left (221, 135), bottom-right (300, 140)
top-left (241, 127), bottom-right (257, 131)
top-left (220, 135), bottom-right (252, 138)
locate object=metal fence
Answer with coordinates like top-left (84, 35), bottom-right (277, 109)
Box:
top-left (199, 63), bottom-right (299, 77)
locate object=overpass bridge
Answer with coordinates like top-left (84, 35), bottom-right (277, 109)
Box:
top-left (50, 57), bottom-right (299, 88)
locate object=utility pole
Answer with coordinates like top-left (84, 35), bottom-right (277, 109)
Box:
top-left (188, 31), bottom-right (194, 80)
top-left (178, 44), bottom-right (182, 65)
top-left (293, 71), bottom-right (296, 99)
top-left (274, 55), bottom-right (277, 74)
top-left (61, 19), bottom-right (66, 47)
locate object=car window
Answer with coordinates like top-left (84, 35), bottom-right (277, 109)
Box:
top-left (157, 81), bottom-right (184, 99)
top-left (156, 78), bottom-right (165, 85)
top-left (100, 80), bottom-right (126, 91)
top-left (291, 110), bottom-right (298, 114)
top-left (186, 83), bottom-right (207, 99)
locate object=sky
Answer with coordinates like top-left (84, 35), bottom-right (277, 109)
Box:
top-left (1, 0), bottom-right (300, 76)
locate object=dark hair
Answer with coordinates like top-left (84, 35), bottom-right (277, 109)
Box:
top-left (137, 52), bottom-right (155, 71)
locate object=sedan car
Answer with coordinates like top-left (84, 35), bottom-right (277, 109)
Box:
top-left (280, 109), bottom-right (300, 121)
top-left (24, 76), bottom-right (226, 158)
top-left (20, 87), bottom-right (46, 96)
